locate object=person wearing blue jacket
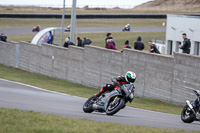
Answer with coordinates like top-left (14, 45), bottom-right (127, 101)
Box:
top-left (47, 31), bottom-right (53, 44)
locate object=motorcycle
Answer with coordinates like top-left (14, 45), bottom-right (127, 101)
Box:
top-left (122, 27), bottom-right (130, 31)
top-left (83, 82), bottom-right (135, 115)
top-left (65, 25), bottom-right (71, 32)
top-left (181, 90), bottom-right (200, 123)
top-left (32, 26), bottom-right (40, 32)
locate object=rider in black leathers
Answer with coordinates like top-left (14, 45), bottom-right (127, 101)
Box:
top-left (95, 71), bottom-right (136, 97)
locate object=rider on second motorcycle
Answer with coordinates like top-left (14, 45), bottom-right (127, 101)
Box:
top-left (95, 71), bottom-right (136, 97)
top-left (125, 24), bottom-right (130, 29)
top-left (193, 97), bottom-right (200, 110)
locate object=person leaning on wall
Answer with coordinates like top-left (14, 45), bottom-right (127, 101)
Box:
top-left (0, 33), bottom-right (7, 42)
top-left (148, 41), bottom-right (160, 54)
top-left (179, 33), bottom-right (191, 54)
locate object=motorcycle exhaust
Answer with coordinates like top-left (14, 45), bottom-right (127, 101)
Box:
top-left (186, 100), bottom-right (196, 116)
top-left (92, 104), bottom-right (98, 110)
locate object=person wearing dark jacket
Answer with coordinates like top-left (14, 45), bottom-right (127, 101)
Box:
top-left (0, 33), bottom-right (7, 42)
top-left (63, 38), bottom-right (76, 48)
top-left (82, 37), bottom-right (92, 47)
top-left (77, 37), bottom-right (83, 47)
top-left (179, 33), bottom-right (191, 54)
top-left (105, 33), bottom-right (116, 48)
top-left (134, 36), bottom-right (144, 50)
top-left (123, 40), bottom-right (131, 49)
top-left (148, 41), bottom-right (160, 54)
top-left (95, 71), bottom-right (136, 98)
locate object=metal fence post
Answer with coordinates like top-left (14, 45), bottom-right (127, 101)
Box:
top-left (15, 44), bottom-right (20, 68)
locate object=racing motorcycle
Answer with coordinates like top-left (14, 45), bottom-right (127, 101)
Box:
top-left (181, 90), bottom-right (200, 123)
top-left (32, 26), bottom-right (40, 32)
top-left (83, 82), bottom-right (135, 115)
top-left (122, 27), bottom-right (130, 31)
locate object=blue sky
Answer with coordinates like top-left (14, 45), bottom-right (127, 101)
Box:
top-left (2, 0), bottom-right (153, 8)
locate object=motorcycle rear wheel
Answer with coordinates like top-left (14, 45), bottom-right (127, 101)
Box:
top-left (83, 95), bottom-right (96, 113)
top-left (181, 105), bottom-right (195, 123)
top-left (106, 97), bottom-right (125, 115)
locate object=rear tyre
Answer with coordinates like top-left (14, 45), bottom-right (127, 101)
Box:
top-left (106, 98), bottom-right (125, 115)
top-left (181, 105), bottom-right (195, 123)
top-left (83, 96), bottom-right (96, 113)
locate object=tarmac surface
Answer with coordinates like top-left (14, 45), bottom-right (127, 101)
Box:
top-left (0, 78), bottom-right (200, 131)
top-left (0, 27), bottom-right (166, 35)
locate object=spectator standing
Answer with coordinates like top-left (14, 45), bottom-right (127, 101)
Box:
top-left (77, 37), bottom-right (83, 47)
top-left (63, 38), bottom-right (76, 48)
top-left (0, 33), bottom-right (7, 42)
top-left (134, 36), bottom-right (144, 50)
top-left (47, 31), bottom-right (53, 44)
top-left (105, 33), bottom-right (116, 48)
top-left (123, 40), bottom-right (131, 49)
top-left (107, 39), bottom-right (117, 50)
top-left (82, 37), bottom-right (92, 47)
top-left (148, 41), bottom-right (160, 54)
top-left (179, 33), bottom-right (191, 54)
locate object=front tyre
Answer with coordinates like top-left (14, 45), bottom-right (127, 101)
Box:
top-left (82, 96), bottom-right (96, 113)
top-left (106, 98), bottom-right (125, 115)
top-left (181, 105), bottom-right (195, 123)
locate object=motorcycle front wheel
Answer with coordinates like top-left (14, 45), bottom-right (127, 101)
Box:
top-left (106, 97), bottom-right (125, 115)
top-left (82, 95), bottom-right (96, 113)
top-left (181, 105), bottom-right (195, 123)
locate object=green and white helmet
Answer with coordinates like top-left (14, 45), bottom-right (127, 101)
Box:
top-left (125, 71), bottom-right (136, 83)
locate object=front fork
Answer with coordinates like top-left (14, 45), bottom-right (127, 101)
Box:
top-left (111, 96), bottom-right (118, 105)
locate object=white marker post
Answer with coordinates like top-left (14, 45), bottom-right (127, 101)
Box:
top-left (70, 0), bottom-right (77, 43)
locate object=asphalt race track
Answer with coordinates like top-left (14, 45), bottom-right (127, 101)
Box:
top-left (0, 27), bottom-right (166, 35)
top-left (0, 78), bottom-right (199, 131)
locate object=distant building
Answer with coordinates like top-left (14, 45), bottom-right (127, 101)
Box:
top-left (165, 14), bottom-right (200, 56)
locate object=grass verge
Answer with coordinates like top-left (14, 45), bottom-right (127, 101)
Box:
top-left (0, 64), bottom-right (183, 115)
top-left (0, 108), bottom-right (196, 133)
top-left (0, 18), bottom-right (166, 28)
top-left (0, 6), bottom-right (199, 14)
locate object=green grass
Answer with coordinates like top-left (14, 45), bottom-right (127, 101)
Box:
top-left (0, 64), bottom-right (183, 115)
top-left (8, 31), bottom-right (166, 51)
top-left (0, 6), bottom-right (200, 14)
top-left (0, 108), bottom-right (196, 133)
top-left (0, 64), bottom-right (97, 98)
top-left (0, 18), bottom-right (166, 28)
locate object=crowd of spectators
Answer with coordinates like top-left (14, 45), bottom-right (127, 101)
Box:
top-left (39, 30), bottom-right (190, 55)
top-left (104, 32), bottom-right (161, 54)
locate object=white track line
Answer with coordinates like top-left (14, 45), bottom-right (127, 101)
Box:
top-left (0, 78), bottom-right (85, 99)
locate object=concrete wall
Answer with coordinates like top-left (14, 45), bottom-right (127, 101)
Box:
top-left (0, 41), bottom-right (17, 67)
top-left (0, 41), bottom-right (200, 105)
